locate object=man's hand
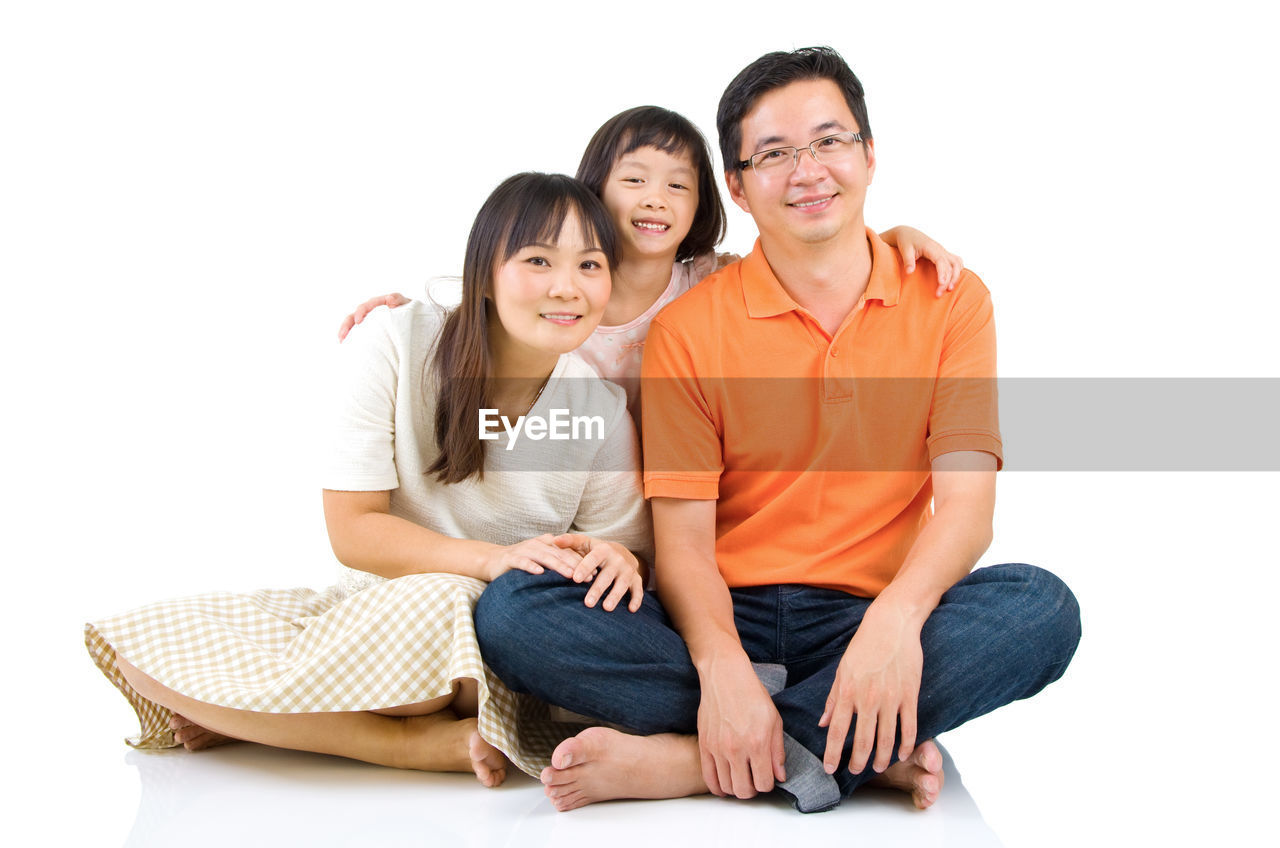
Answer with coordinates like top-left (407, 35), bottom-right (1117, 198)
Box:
top-left (818, 451), bottom-right (995, 776)
top-left (819, 601), bottom-right (924, 775)
top-left (649, 499), bottom-right (784, 797)
top-left (697, 656), bottom-right (787, 798)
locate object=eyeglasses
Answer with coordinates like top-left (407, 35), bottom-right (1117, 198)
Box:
top-left (736, 131), bottom-right (864, 175)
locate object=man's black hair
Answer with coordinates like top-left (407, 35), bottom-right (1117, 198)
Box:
top-left (716, 46), bottom-right (872, 172)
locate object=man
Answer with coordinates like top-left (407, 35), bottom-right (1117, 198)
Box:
top-left (475, 46), bottom-right (1079, 813)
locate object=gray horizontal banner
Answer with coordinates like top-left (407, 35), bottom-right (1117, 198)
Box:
top-left (639, 377), bottom-right (1280, 472)
top-left (470, 378), bottom-right (1280, 472)
top-left (995, 378), bottom-right (1280, 471)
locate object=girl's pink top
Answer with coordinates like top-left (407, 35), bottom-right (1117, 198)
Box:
top-left (573, 252), bottom-right (722, 414)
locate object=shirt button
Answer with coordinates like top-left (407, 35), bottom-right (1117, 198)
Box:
top-left (830, 348), bottom-right (838, 357)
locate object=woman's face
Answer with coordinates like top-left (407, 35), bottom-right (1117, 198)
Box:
top-left (487, 210), bottom-right (612, 361)
top-left (600, 145), bottom-right (699, 262)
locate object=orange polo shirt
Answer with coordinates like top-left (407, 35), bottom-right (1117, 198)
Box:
top-left (641, 229), bottom-right (1001, 597)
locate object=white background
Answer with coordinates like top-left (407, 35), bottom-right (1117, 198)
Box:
top-left (3, 1), bottom-right (1277, 845)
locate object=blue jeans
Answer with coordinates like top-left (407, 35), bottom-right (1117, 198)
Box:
top-left (475, 563), bottom-right (1080, 800)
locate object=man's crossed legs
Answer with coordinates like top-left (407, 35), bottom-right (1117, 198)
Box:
top-left (474, 563), bottom-right (1080, 812)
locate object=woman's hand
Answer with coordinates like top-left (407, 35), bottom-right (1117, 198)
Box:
top-left (481, 534), bottom-right (583, 582)
top-left (552, 533), bottom-right (645, 612)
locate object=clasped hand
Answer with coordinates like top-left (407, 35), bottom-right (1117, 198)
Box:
top-left (482, 533), bottom-right (644, 612)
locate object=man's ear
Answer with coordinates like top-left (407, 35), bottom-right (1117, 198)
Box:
top-left (864, 137), bottom-right (876, 186)
top-left (725, 169), bottom-right (751, 215)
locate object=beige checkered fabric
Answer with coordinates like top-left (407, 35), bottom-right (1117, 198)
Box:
top-left (85, 573), bottom-right (580, 777)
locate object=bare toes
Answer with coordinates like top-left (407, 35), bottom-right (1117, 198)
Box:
top-left (906, 766), bottom-right (946, 809)
top-left (546, 781), bottom-right (577, 800)
top-left (467, 731), bottom-right (508, 788)
top-left (552, 790), bottom-right (586, 811)
top-left (541, 767), bottom-right (576, 787)
top-left (550, 735), bottom-right (588, 769)
top-left (916, 740), bottom-right (943, 773)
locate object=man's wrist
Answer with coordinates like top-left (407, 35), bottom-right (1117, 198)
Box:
top-left (866, 590), bottom-right (934, 633)
top-left (691, 638), bottom-right (753, 678)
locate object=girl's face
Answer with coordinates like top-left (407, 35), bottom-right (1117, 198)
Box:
top-left (487, 211), bottom-right (612, 361)
top-left (600, 145), bottom-right (699, 262)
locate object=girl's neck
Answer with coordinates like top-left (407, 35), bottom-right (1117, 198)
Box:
top-left (601, 249), bottom-right (678, 327)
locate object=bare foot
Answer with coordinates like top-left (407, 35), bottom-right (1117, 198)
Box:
top-left (866, 739), bottom-right (945, 809)
top-left (540, 726), bottom-right (705, 811)
top-left (468, 729), bottom-right (508, 788)
top-left (395, 713), bottom-right (506, 785)
top-left (170, 714), bottom-right (237, 751)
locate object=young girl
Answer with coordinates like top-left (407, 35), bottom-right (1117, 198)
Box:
top-left (85, 173), bottom-right (652, 786)
top-left (340, 106), bottom-right (964, 414)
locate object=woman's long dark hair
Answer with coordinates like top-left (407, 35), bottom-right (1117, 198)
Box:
top-left (427, 172), bottom-right (619, 484)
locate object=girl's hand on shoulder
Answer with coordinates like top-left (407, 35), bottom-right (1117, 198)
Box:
top-left (879, 226), bottom-right (965, 297)
top-left (338, 292), bottom-right (411, 342)
top-left (713, 252), bottom-right (741, 271)
top-left (482, 534), bottom-right (582, 582)
top-left (552, 533), bottom-right (645, 613)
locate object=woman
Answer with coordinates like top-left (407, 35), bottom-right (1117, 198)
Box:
top-left (85, 173), bottom-right (652, 786)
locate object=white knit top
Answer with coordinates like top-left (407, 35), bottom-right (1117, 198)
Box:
top-left (323, 300), bottom-right (653, 595)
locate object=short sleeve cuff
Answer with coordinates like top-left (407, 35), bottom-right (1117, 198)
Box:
top-left (926, 431), bottom-right (1004, 470)
top-left (321, 472), bottom-right (400, 492)
top-left (643, 473), bottom-right (720, 501)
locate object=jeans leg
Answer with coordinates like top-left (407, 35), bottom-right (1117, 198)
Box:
top-left (773, 563), bottom-right (1081, 796)
top-left (474, 570), bottom-right (700, 734)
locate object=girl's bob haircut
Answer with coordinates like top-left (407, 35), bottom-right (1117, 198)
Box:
top-left (576, 106), bottom-right (726, 263)
top-left (427, 172), bottom-right (619, 484)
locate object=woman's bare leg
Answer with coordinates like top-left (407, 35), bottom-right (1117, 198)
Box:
top-left (367, 678), bottom-right (505, 784)
top-left (368, 679), bottom-right (503, 784)
top-left (172, 678), bottom-right (482, 748)
top-left (116, 655), bottom-right (506, 784)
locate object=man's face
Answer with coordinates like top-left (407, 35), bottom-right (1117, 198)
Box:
top-left (727, 78), bottom-right (876, 250)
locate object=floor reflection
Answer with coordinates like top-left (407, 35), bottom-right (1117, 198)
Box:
top-left (123, 741), bottom-right (1003, 847)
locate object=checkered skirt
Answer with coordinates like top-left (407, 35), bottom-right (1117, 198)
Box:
top-left (84, 573), bottom-right (576, 777)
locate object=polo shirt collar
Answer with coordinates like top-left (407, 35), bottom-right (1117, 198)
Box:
top-left (741, 229), bottom-right (902, 320)
top-left (741, 241), bottom-right (795, 318)
top-left (864, 228), bottom-right (902, 308)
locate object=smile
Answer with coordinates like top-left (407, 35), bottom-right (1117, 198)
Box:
top-left (632, 220), bottom-right (670, 232)
top-left (788, 196), bottom-right (834, 209)
top-left (540, 313), bottom-right (583, 325)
